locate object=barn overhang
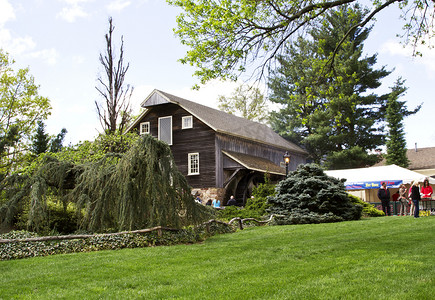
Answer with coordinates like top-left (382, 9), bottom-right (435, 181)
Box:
top-left (222, 150), bottom-right (285, 176)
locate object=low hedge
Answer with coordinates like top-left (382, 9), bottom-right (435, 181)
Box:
top-left (0, 223), bottom-right (234, 261)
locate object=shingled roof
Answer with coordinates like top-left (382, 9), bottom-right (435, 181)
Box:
top-left (406, 146), bottom-right (435, 170)
top-left (130, 89), bottom-right (306, 154)
top-left (374, 146), bottom-right (435, 171)
top-left (223, 150), bottom-right (286, 175)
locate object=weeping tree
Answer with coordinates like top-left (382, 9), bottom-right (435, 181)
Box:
top-left (0, 135), bottom-right (210, 233)
top-left (267, 164), bottom-right (362, 225)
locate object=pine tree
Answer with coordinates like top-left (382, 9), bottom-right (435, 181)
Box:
top-left (268, 5), bottom-right (391, 168)
top-left (267, 164), bottom-right (362, 225)
top-left (31, 121), bottom-right (50, 155)
top-left (385, 78), bottom-right (421, 167)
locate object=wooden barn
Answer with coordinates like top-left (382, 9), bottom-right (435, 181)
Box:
top-left (127, 89), bottom-right (308, 205)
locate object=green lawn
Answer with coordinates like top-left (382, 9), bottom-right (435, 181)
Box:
top-left (1, 216), bottom-right (434, 299)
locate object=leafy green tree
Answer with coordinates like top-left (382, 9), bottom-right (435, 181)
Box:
top-left (268, 5), bottom-right (393, 168)
top-left (218, 85), bottom-right (268, 123)
top-left (0, 50), bottom-right (51, 174)
top-left (167, 0), bottom-right (433, 85)
top-left (267, 164), bottom-right (362, 225)
top-left (385, 78), bottom-right (421, 167)
top-left (49, 128), bottom-right (68, 153)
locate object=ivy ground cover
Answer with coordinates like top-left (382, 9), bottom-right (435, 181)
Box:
top-left (1, 216), bottom-right (434, 299)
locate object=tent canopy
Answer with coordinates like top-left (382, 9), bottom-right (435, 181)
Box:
top-left (325, 164), bottom-right (435, 190)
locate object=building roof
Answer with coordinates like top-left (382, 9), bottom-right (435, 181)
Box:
top-left (128, 89), bottom-right (307, 155)
top-left (406, 146), bottom-right (435, 170)
top-left (375, 146), bottom-right (435, 171)
top-left (223, 150), bottom-right (286, 175)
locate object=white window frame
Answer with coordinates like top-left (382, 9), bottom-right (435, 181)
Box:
top-left (158, 116), bottom-right (173, 145)
top-left (139, 122), bottom-right (150, 135)
top-left (188, 153), bottom-right (200, 175)
top-left (182, 116), bottom-right (193, 129)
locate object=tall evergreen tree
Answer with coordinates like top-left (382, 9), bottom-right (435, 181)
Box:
top-left (385, 78), bottom-right (421, 167)
top-left (31, 121), bottom-right (67, 155)
top-left (31, 120), bottom-right (50, 155)
top-left (268, 5), bottom-right (391, 168)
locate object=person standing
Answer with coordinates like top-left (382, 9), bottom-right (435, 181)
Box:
top-left (377, 182), bottom-right (391, 216)
top-left (411, 180), bottom-right (421, 218)
top-left (398, 184), bottom-right (409, 216)
top-left (420, 178), bottom-right (432, 212)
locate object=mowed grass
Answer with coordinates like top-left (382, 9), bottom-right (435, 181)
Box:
top-left (1, 216), bottom-right (434, 299)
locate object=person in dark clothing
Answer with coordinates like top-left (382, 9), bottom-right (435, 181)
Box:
top-left (377, 182), bottom-right (391, 216)
top-left (227, 195), bottom-right (237, 206)
top-left (411, 180), bottom-right (421, 218)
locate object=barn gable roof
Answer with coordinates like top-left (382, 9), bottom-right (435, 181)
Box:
top-left (128, 89), bottom-right (306, 154)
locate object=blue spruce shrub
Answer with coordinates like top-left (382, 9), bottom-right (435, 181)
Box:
top-left (267, 164), bottom-right (362, 225)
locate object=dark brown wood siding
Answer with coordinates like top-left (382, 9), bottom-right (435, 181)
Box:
top-left (215, 133), bottom-right (306, 187)
top-left (132, 104), bottom-right (216, 188)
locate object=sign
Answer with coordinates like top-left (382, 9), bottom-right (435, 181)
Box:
top-left (345, 180), bottom-right (402, 190)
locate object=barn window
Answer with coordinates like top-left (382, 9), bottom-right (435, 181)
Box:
top-left (158, 116), bottom-right (173, 145)
top-left (188, 153), bottom-right (199, 175)
top-left (182, 116), bottom-right (193, 129)
top-left (139, 122), bottom-right (150, 135)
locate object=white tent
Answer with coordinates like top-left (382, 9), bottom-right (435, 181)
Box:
top-left (325, 164), bottom-right (435, 203)
top-left (326, 164), bottom-right (435, 189)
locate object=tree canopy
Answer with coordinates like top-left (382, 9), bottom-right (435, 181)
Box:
top-left (268, 5), bottom-right (391, 168)
top-left (218, 85), bottom-right (268, 123)
top-left (167, 0), bottom-right (434, 85)
top-left (0, 50), bottom-right (51, 176)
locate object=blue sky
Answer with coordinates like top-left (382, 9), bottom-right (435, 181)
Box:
top-left (0, 0), bottom-right (433, 150)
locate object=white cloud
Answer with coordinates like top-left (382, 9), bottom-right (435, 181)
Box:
top-left (0, 0), bottom-right (15, 26)
top-left (380, 39), bottom-right (435, 74)
top-left (106, 0), bottom-right (131, 13)
top-left (56, 0), bottom-right (94, 23)
top-left (0, 0), bottom-right (59, 65)
top-left (380, 40), bottom-right (414, 57)
top-left (56, 5), bottom-right (88, 22)
top-left (28, 48), bottom-right (59, 65)
top-left (0, 0), bottom-right (36, 57)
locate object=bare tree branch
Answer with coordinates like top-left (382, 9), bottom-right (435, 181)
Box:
top-left (95, 17), bottom-right (132, 135)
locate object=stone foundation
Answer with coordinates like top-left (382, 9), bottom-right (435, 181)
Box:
top-left (192, 187), bottom-right (225, 204)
